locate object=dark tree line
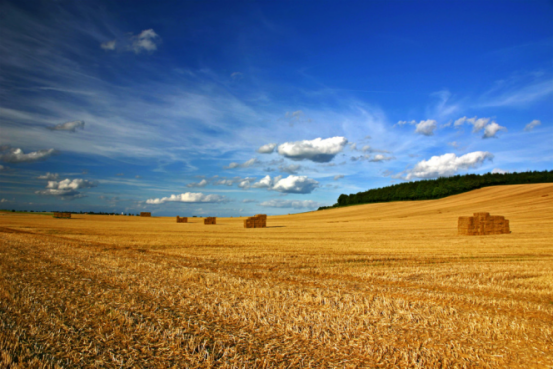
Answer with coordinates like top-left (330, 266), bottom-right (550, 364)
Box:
top-left (318, 170), bottom-right (553, 210)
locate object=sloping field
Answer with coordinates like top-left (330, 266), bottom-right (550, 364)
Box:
top-left (0, 184), bottom-right (552, 368)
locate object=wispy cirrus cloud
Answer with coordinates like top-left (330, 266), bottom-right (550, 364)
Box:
top-left (524, 119), bottom-right (541, 131)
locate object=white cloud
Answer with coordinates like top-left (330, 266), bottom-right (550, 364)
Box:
top-left (468, 117), bottom-right (490, 133)
top-left (0, 146), bottom-right (57, 163)
top-left (447, 141), bottom-right (459, 148)
top-left (0, 198), bottom-right (9, 203)
top-left (524, 119), bottom-right (541, 132)
top-left (242, 199), bottom-right (258, 203)
top-left (260, 199), bottom-right (322, 209)
top-left (272, 175), bottom-right (318, 194)
top-left (414, 120), bottom-right (437, 136)
top-left (492, 168), bottom-right (509, 174)
top-left (278, 164), bottom-right (301, 174)
top-left (277, 137), bottom-right (348, 163)
top-left (0, 165), bottom-right (4, 171)
top-left (186, 179), bottom-right (208, 188)
top-left (402, 151), bottom-right (494, 180)
top-left (333, 174), bottom-right (344, 180)
top-left (369, 154), bottom-right (393, 162)
top-left (351, 154), bottom-right (393, 162)
top-left (453, 116), bottom-right (491, 131)
top-left (130, 29), bottom-right (160, 54)
top-left (100, 29), bottom-right (161, 54)
top-left (482, 122), bottom-right (507, 139)
top-left (100, 40), bottom-right (116, 50)
top-left (257, 143), bottom-right (277, 154)
top-left (396, 120), bottom-right (416, 126)
top-left (48, 120), bottom-right (85, 132)
top-left (224, 158), bottom-right (258, 169)
top-left (214, 179), bottom-right (235, 186)
top-left (453, 117), bottom-right (467, 126)
top-left (37, 172), bottom-right (59, 180)
top-left (36, 178), bottom-right (97, 199)
top-left (251, 175), bottom-right (276, 189)
top-left (146, 192), bottom-right (227, 205)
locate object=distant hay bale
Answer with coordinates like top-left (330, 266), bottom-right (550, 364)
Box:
top-left (458, 212), bottom-right (510, 236)
top-left (140, 212), bottom-right (151, 217)
top-left (244, 214), bottom-right (267, 228)
top-left (176, 216), bottom-right (188, 223)
top-left (53, 212), bottom-right (71, 219)
top-left (204, 217), bottom-right (216, 225)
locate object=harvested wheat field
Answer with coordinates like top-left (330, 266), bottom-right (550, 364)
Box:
top-left (0, 183), bottom-right (552, 368)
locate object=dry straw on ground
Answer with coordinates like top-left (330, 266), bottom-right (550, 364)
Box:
top-left (0, 184), bottom-right (552, 368)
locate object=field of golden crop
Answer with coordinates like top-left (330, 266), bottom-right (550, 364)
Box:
top-left (0, 183), bottom-right (552, 368)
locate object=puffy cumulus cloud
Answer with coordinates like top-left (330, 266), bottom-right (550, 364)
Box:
top-left (251, 175), bottom-right (278, 189)
top-left (186, 179), bottom-right (208, 188)
top-left (0, 146), bottom-right (57, 163)
top-left (402, 151), bottom-right (493, 180)
top-left (524, 120), bottom-right (541, 132)
top-left (272, 175), bottom-right (318, 194)
top-left (47, 120), bottom-right (84, 132)
top-left (36, 178), bottom-right (97, 199)
top-left (37, 172), bottom-right (59, 180)
top-left (415, 120), bottom-right (437, 136)
top-left (333, 174), bottom-right (344, 180)
top-left (277, 137), bottom-right (348, 163)
top-left (396, 120), bottom-right (437, 136)
top-left (100, 29), bottom-right (161, 54)
top-left (146, 192), bottom-right (228, 205)
top-left (482, 122), bottom-right (507, 139)
top-left (454, 116), bottom-right (491, 132)
top-left (257, 143), bottom-right (277, 154)
top-left (224, 158), bottom-right (258, 169)
top-left (260, 199), bottom-right (322, 209)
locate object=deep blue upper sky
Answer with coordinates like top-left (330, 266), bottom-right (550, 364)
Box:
top-left (0, 0), bottom-right (552, 216)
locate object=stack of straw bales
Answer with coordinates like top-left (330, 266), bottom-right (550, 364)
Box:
top-left (244, 214), bottom-right (267, 228)
top-left (176, 216), bottom-right (188, 223)
top-left (140, 212), bottom-right (151, 217)
top-left (53, 212), bottom-right (71, 219)
top-left (458, 212), bottom-right (510, 235)
top-left (204, 217), bottom-right (216, 225)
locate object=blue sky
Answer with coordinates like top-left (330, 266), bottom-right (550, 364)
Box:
top-left (0, 0), bottom-right (552, 216)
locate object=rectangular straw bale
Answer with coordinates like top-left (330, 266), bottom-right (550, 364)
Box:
top-left (140, 212), bottom-right (151, 217)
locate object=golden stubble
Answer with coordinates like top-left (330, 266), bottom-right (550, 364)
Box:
top-left (0, 183), bottom-right (552, 368)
